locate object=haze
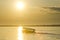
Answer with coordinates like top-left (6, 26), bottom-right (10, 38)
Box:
top-left (0, 0), bottom-right (60, 25)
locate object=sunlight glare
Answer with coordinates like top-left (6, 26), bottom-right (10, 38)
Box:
top-left (18, 26), bottom-right (23, 40)
top-left (16, 2), bottom-right (25, 10)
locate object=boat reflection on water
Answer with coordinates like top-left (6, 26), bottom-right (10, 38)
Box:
top-left (22, 28), bottom-right (35, 33)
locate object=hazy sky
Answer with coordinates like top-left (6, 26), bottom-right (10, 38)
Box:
top-left (0, 0), bottom-right (60, 25)
top-left (1, 0), bottom-right (60, 8)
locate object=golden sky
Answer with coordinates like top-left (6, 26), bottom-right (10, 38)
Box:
top-left (0, 0), bottom-right (60, 25)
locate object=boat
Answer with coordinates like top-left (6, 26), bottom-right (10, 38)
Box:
top-left (22, 28), bottom-right (35, 33)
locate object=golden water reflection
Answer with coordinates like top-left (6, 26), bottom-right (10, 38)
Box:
top-left (17, 26), bottom-right (60, 40)
top-left (18, 26), bottom-right (23, 40)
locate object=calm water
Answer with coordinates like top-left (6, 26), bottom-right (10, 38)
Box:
top-left (23, 27), bottom-right (60, 40)
top-left (0, 26), bottom-right (60, 40)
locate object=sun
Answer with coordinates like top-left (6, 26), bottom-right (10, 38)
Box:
top-left (16, 1), bottom-right (25, 10)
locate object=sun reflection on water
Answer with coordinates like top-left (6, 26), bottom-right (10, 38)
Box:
top-left (18, 26), bottom-right (23, 40)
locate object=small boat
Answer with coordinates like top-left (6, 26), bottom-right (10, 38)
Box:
top-left (22, 28), bottom-right (35, 33)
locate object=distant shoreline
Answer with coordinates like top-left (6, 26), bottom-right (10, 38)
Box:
top-left (0, 24), bottom-right (60, 27)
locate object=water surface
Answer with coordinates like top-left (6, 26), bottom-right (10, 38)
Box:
top-left (0, 26), bottom-right (60, 40)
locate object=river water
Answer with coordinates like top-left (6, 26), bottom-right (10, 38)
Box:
top-left (0, 26), bottom-right (60, 40)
